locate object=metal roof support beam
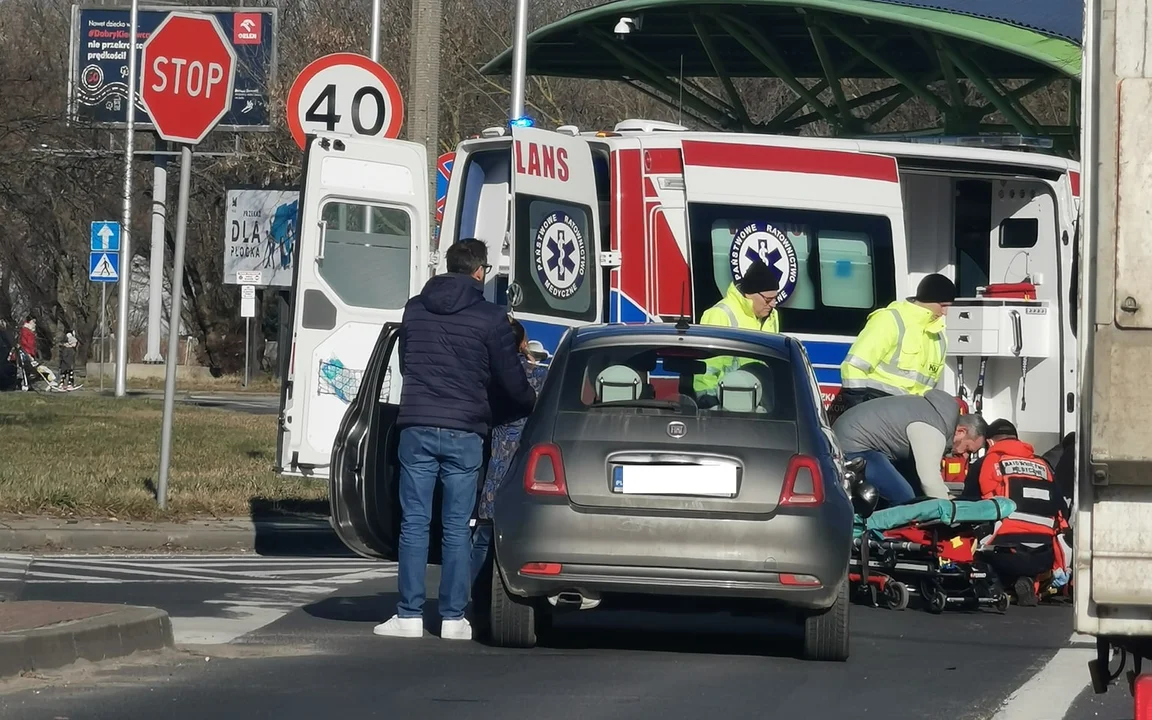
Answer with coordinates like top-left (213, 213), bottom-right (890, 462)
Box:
top-left (781, 82), bottom-right (907, 131)
top-left (690, 13), bottom-right (753, 129)
top-left (582, 27), bottom-right (736, 127)
top-left (622, 79), bottom-right (727, 130)
top-left (955, 48), bottom-right (1045, 130)
top-left (765, 40), bottom-right (883, 129)
top-left (796, 9), bottom-right (859, 132)
top-left (814, 13), bottom-right (952, 117)
top-left (938, 40), bottom-right (1038, 136)
top-left (864, 85), bottom-right (916, 126)
top-left (713, 14), bottom-right (841, 128)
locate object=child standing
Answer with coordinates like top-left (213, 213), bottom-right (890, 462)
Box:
top-left (470, 317), bottom-right (548, 584)
top-left (59, 330), bottom-right (78, 389)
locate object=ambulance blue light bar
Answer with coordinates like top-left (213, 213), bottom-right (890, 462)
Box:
top-left (510, 116), bottom-right (535, 128)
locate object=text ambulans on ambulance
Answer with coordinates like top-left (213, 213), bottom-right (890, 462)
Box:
top-left (276, 121), bottom-right (1081, 481)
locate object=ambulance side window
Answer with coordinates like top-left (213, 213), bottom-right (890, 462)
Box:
top-left (455, 149), bottom-right (511, 246)
top-left (318, 201), bottom-right (412, 310)
top-left (688, 203), bottom-right (896, 335)
top-left (512, 195), bottom-right (598, 322)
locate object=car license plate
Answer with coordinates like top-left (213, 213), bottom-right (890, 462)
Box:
top-left (612, 464), bottom-right (737, 497)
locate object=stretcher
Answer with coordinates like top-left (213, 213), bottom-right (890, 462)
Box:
top-left (850, 497), bottom-right (1017, 613)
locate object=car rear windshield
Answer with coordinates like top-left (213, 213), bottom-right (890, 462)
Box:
top-left (557, 343), bottom-right (797, 420)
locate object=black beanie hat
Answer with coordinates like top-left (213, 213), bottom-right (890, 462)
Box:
top-left (737, 260), bottom-right (779, 294)
top-left (915, 273), bottom-right (957, 304)
top-left (987, 418), bottom-right (1018, 439)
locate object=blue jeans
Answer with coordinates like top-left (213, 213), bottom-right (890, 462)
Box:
top-left (396, 426), bottom-right (483, 621)
top-left (845, 450), bottom-right (916, 506)
top-left (470, 523), bottom-right (493, 585)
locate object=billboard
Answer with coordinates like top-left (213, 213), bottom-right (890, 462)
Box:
top-left (68, 5), bottom-right (278, 131)
top-left (223, 188), bottom-right (299, 288)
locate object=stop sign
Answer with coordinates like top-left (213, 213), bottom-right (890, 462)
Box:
top-left (139, 12), bottom-right (237, 145)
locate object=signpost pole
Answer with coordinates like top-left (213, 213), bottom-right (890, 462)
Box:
top-left (244, 316), bottom-right (250, 388)
top-left (509, 0), bottom-right (529, 119)
top-left (157, 145), bottom-right (192, 510)
top-left (99, 284), bottom-right (106, 392)
top-left (115, 0), bottom-right (140, 398)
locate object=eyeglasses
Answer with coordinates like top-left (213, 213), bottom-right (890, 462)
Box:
top-left (482, 264), bottom-right (493, 274)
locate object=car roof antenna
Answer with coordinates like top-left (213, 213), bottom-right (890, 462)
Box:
top-left (675, 281), bottom-right (691, 332)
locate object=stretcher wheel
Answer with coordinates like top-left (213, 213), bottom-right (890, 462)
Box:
top-left (923, 584), bottom-right (947, 614)
top-left (882, 581), bottom-right (909, 611)
top-left (994, 592), bottom-right (1010, 613)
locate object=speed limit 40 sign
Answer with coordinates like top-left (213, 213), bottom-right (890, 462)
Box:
top-left (286, 53), bottom-right (404, 150)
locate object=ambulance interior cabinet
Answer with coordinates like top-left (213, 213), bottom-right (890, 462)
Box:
top-left (945, 299), bottom-right (1052, 358)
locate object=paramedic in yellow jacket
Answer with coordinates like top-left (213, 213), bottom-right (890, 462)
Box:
top-left (694, 260), bottom-right (780, 399)
top-left (838, 273), bottom-right (956, 411)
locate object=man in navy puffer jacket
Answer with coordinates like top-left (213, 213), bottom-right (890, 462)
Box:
top-left (375, 239), bottom-right (536, 642)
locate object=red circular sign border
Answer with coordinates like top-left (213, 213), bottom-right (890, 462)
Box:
top-left (286, 52), bottom-right (405, 150)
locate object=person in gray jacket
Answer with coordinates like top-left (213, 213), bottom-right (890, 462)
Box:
top-left (833, 388), bottom-right (987, 505)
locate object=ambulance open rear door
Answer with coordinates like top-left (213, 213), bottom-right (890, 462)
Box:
top-left (276, 134), bottom-right (430, 479)
top-left (506, 126), bottom-right (606, 353)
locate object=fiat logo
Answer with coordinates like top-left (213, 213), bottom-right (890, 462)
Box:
top-left (667, 421), bottom-right (687, 439)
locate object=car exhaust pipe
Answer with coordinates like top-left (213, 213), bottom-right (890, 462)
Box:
top-left (548, 590), bottom-right (601, 610)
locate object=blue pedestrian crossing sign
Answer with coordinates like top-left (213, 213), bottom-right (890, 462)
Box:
top-left (89, 252), bottom-right (119, 283)
top-left (90, 221), bottom-right (121, 252)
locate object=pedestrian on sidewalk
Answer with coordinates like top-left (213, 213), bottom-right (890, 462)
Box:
top-left (470, 318), bottom-right (549, 585)
top-left (375, 239), bottom-right (537, 642)
top-left (59, 330), bottom-right (78, 390)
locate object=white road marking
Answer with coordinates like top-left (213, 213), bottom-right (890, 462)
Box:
top-left (988, 634), bottom-right (1095, 720)
top-left (11, 553), bottom-right (398, 645)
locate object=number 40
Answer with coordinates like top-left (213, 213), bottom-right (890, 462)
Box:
top-left (304, 82), bottom-right (387, 136)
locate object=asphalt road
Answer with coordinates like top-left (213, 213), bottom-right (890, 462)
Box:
top-left (0, 553), bottom-right (1135, 720)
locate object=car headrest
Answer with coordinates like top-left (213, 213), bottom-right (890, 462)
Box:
top-left (718, 370), bottom-right (763, 413)
top-left (595, 365), bottom-right (643, 403)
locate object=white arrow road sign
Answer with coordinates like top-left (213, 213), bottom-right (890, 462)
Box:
top-left (90, 221), bottom-right (121, 252)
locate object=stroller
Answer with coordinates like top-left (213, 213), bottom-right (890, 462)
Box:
top-left (10, 348), bottom-right (72, 393)
top-left (845, 457), bottom-right (1015, 613)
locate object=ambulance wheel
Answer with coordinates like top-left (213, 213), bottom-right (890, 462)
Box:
top-left (802, 580), bottom-right (850, 662)
top-left (882, 581), bottom-right (910, 611)
top-left (488, 560), bottom-right (539, 649)
top-left (994, 592), bottom-right (1010, 613)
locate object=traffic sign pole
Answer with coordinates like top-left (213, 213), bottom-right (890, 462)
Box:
top-left (157, 145), bottom-right (192, 510)
top-left (116, 0), bottom-right (140, 400)
top-left (143, 12), bottom-right (238, 510)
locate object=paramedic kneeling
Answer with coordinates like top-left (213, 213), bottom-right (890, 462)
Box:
top-left (832, 388), bottom-right (987, 505)
top-left (838, 273), bottom-right (956, 411)
top-left (965, 419), bottom-right (1069, 606)
top-left (695, 259), bottom-right (779, 400)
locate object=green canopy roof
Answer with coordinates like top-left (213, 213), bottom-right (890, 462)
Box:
top-left (480, 0), bottom-right (1081, 151)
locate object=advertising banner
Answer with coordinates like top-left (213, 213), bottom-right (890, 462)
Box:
top-left (68, 4), bottom-right (277, 131)
top-left (223, 188), bottom-right (299, 288)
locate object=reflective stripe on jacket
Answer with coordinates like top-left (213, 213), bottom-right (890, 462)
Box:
top-left (840, 299), bottom-right (946, 397)
top-left (978, 438), bottom-right (1063, 537)
top-left (694, 282), bottom-right (778, 394)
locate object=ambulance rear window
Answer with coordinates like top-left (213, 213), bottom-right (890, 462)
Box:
top-left (687, 203), bottom-right (896, 336)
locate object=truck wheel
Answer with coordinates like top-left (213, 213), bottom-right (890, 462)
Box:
top-left (488, 559), bottom-right (538, 649)
top-left (803, 580), bottom-right (850, 662)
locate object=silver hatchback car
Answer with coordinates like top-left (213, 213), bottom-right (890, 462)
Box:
top-left (328, 322), bottom-right (857, 661)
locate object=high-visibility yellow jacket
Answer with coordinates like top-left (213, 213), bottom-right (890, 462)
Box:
top-left (694, 282), bottom-right (779, 394)
top-left (840, 299), bottom-right (947, 397)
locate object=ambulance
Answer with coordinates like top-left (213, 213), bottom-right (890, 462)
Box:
top-left (275, 120), bottom-right (1081, 481)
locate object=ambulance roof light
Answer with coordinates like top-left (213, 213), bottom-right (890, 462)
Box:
top-left (510, 116), bottom-right (535, 128)
top-left (480, 126), bottom-right (507, 138)
top-left (614, 119), bottom-right (689, 134)
top-left (556, 125), bottom-right (579, 136)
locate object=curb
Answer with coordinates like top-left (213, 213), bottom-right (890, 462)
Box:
top-left (0, 519), bottom-right (351, 554)
top-left (0, 606), bottom-right (174, 678)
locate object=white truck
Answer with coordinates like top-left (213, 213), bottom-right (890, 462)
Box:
top-left (1075, 0), bottom-right (1152, 713)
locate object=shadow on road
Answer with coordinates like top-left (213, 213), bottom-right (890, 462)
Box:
top-left (302, 591), bottom-right (806, 658)
top-left (248, 497), bottom-right (357, 558)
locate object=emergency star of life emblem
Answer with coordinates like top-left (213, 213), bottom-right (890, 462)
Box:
top-left (729, 222), bottom-right (799, 304)
top-left (534, 211), bottom-right (587, 299)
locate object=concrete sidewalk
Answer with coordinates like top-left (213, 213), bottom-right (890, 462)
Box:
top-left (0, 601), bottom-right (173, 678)
top-left (0, 516), bottom-right (348, 554)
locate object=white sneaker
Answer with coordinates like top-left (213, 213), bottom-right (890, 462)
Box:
top-left (373, 615), bottom-right (423, 638)
top-left (440, 617), bottom-right (472, 641)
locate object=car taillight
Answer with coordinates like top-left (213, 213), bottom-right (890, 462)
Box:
top-left (1137, 673), bottom-right (1152, 720)
top-left (524, 443), bottom-right (568, 496)
top-left (780, 454), bottom-right (824, 507)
